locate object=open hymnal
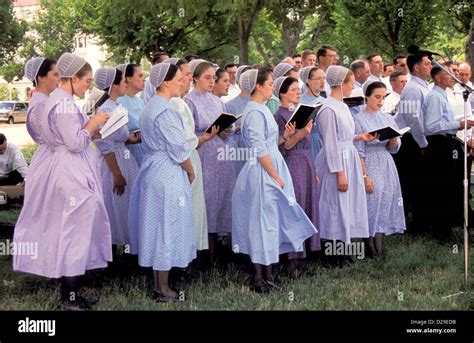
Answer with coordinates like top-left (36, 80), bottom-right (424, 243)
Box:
top-left (286, 102), bottom-right (324, 129)
top-left (99, 105), bottom-right (129, 139)
top-left (205, 113), bottom-right (242, 134)
top-left (369, 126), bottom-right (410, 141)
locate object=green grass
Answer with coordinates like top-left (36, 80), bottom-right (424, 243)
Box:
top-left (0, 145), bottom-right (472, 310)
top-left (0, 224), bottom-right (472, 310)
top-left (20, 144), bottom-right (39, 164)
top-left (0, 209), bottom-right (20, 225)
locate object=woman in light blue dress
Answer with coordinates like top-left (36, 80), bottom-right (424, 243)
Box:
top-left (299, 66), bottom-right (327, 159)
top-left (94, 67), bottom-right (140, 259)
top-left (315, 66), bottom-right (376, 266)
top-left (117, 63), bottom-right (146, 166)
top-left (232, 68), bottom-right (317, 293)
top-left (354, 81), bottom-right (406, 259)
top-left (225, 65), bottom-right (253, 174)
top-left (128, 63), bottom-right (196, 302)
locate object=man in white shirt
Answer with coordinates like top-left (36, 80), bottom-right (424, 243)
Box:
top-left (382, 70), bottom-right (407, 116)
top-left (0, 134), bottom-right (28, 186)
top-left (221, 63), bottom-right (240, 103)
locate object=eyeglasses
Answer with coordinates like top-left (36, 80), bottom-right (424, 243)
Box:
top-left (202, 75), bottom-right (217, 81)
top-left (308, 77), bottom-right (325, 81)
top-left (295, 61), bottom-right (302, 64)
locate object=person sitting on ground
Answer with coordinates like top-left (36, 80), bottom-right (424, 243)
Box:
top-left (0, 133), bottom-right (28, 186)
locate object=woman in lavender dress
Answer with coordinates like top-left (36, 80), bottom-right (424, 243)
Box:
top-left (315, 66), bottom-right (376, 266)
top-left (274, 76), bottom-right (320, 277)
top-left (184, 60), bottom-right (237, 263)
top-left (354, 81), bottom-right (406, 259)
top-left (93, 67), bottom-right (140, 260)
top-left (13, 53), bottom-right (111, 310)
top-left (23, 57), bottom-right (59, 178)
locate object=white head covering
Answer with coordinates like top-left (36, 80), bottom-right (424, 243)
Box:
top-left (116, 63), bottom-right (129, 74)
top-left (236, 65), bottom-right (250, 87)
top-left (189, 59), bottom-right (208, 77)
top-left (57, 52), bottom-right (87, 78)
top-left (25, 57), bottom-right (46, 82)
top-left (94, 67), bottom-right (117, 93)
top-left (362, 79), bottom-right (385, 96)
top-left (165, 57), bottom-right (180, 65)
top-left (240, 69), bottom-right (259, 94)
top-left (150, 63), bottom-right (171, 90)
top-left (273, 63), bottom-right (294, 79)
top-left (326, 65), bottom-right (350, 87)
top-left (273, 76), bottom-right (289, 97)
top-left (300, 66), bottom-right (317, 84)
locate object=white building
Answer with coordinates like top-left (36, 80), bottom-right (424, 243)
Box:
top-left (0, 0), bottom-right (108, 102)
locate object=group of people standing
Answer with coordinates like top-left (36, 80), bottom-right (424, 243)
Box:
top-left (11, 44), bottom-right (472, 309)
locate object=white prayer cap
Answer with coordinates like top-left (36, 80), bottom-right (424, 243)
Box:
top-left (94, 67), bottom-right (117, 92)
top-left (150, 63), bottom-right (171, 89)
top-left (25, 57), bottom-right (46, 82)
top-left (189, 59), bottom-right (208, 77)
top-left (236, 65), bottom-right (250, 86)
top-left (273, 76), bottom-right (289, 97)
top-left (326, 65), bottom-right (350, 87)
top-left (362, 79), bottom-right (376, 96)
top-left (362, 79), bottom-right (386, 96)
top-left (57, 52), bottom-right (87, 78)
top-left (240, 69), bottom-right (259, 94)
top-left (116, 63), bottom-right (128, 74)
top-left (165, 58), bottom-right (180, 65)
top-left (273, 63), bottom-right (294, 79)
top-left (300, 66), bottom-right (317, 84)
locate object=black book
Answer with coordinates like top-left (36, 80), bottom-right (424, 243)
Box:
top-left (205, 113), bottom-right (243, 134)
top-left (369, 126), bottom-right (410, 141)
top-left (343, 96), bottom-right (365, 108)
top-left (286, 103), bottom-right (324, 129)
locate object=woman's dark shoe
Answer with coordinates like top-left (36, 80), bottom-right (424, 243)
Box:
top-left (152, 290), bottom-right (181, 303)
top-left (250, 279), bottom-right (271, 294)
top-left (59, 296), bottom-right (92, 311)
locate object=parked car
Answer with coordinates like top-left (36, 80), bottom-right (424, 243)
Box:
top-left (0, 101), bottom-right (29, 124)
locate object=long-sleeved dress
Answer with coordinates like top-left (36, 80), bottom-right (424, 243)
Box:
top-left (117, 94), bottom-right (146, 166)
top-left (315, 96), bottom-right (369, 243)
top-left (128, 95), bottom-right (196, 271)
top-left (184, 89), bottom-right (237, 235)
top-left (275, 106), bottom-right (320, 256)
top-left (95, 99), bottom-right (139, 246)
top-left (13, 88), bottom-right (112, 278)
top-left (169, 96), bottom-right (209, 251)
top-left (354, 109), bottom-right (406, 236)
top-left (232, 101), bottom-right (317, 266)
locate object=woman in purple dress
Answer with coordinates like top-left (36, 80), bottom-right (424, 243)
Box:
top-left (274, 76), bottom-right (320, 277)
top-left (184, 60), bottom-right (237, 263)
top-left (13, 53), bottom-right (111, 310)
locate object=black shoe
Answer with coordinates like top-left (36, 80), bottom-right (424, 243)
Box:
top-left (250, 279), bottom-right (271, 294)
top-left (59, 297), bottom-right (92, 311)
top-left (152, 290), bottom-right (181, 303)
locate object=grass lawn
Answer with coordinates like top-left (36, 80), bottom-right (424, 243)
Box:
top-left (0, 145), bottom-right (472, 310)
top-left (0, 223), bottom-right (472, 310)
